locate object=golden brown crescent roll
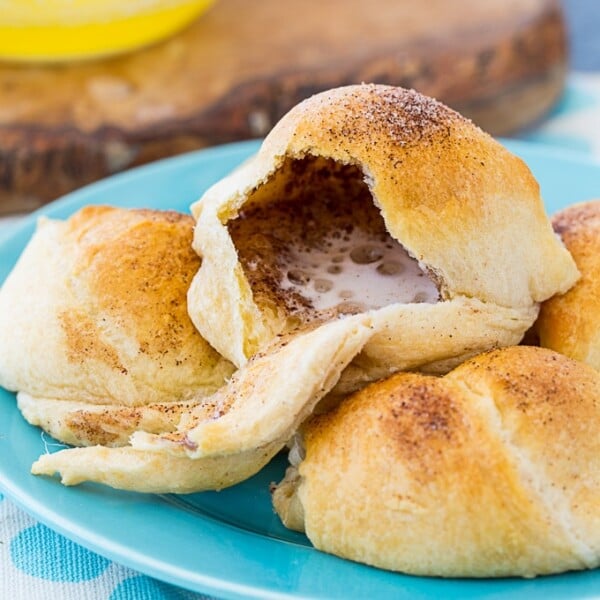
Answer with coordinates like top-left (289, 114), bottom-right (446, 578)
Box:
top-left (188, 84), bottom-right (578, 390)
top-left (273, 346), bottom-right (600, 578)
top-left (0, 206), bottom-right (235, 446)
top-left (32, 314), bottom-right (373, 493)
top-left (536, 200), bottom-right (600, 370)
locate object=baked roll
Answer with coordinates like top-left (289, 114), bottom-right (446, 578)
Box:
top-left (188, 84), bottom-right (578, 391)
top-left (536, 200), bottom-right (600, 370)
top-left (273, 345), bottom-right (600, 578)
top-left (0, 206), bottom-right (235, 446)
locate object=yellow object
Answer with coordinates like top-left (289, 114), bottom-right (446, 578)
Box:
top-left (0, 0), bottom-right (215, 63)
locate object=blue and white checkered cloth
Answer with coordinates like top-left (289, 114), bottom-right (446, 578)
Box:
top-left (1, 73), bottom-right (600, 600)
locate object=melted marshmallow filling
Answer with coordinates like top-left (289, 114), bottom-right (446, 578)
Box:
top-left (228, 156), bottom-right (440, 321)
top-left (279, 228), bottom-right (438, 313)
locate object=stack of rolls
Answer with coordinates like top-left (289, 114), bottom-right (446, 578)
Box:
top-left (1, 84), bottom-right (599, 578)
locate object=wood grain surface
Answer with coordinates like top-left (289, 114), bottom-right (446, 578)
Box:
top-left (0, 0), bottom-right (566, 213)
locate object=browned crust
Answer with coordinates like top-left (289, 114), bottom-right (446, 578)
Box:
top-left (536, 201), bottom-right (600, 368)
top-left (60, 206), bottom-right (209, 371)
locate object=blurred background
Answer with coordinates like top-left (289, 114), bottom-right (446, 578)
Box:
top-left (0, 0), bottom-right (597, 216)
top-left (563, 0), bottom-right (600, 70)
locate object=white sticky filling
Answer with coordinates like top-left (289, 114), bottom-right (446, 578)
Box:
top-left (280, 229), bottom-right (439, 312)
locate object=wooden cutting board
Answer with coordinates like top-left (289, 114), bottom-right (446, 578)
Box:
top-left (0, 0), bottom-right (566, 214)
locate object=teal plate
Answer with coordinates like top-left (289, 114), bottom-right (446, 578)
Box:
top-left (1, 139), bottom-right (600, 599)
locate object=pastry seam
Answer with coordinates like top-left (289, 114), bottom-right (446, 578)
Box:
top-left (453, 377), bottom-right (596, 569)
